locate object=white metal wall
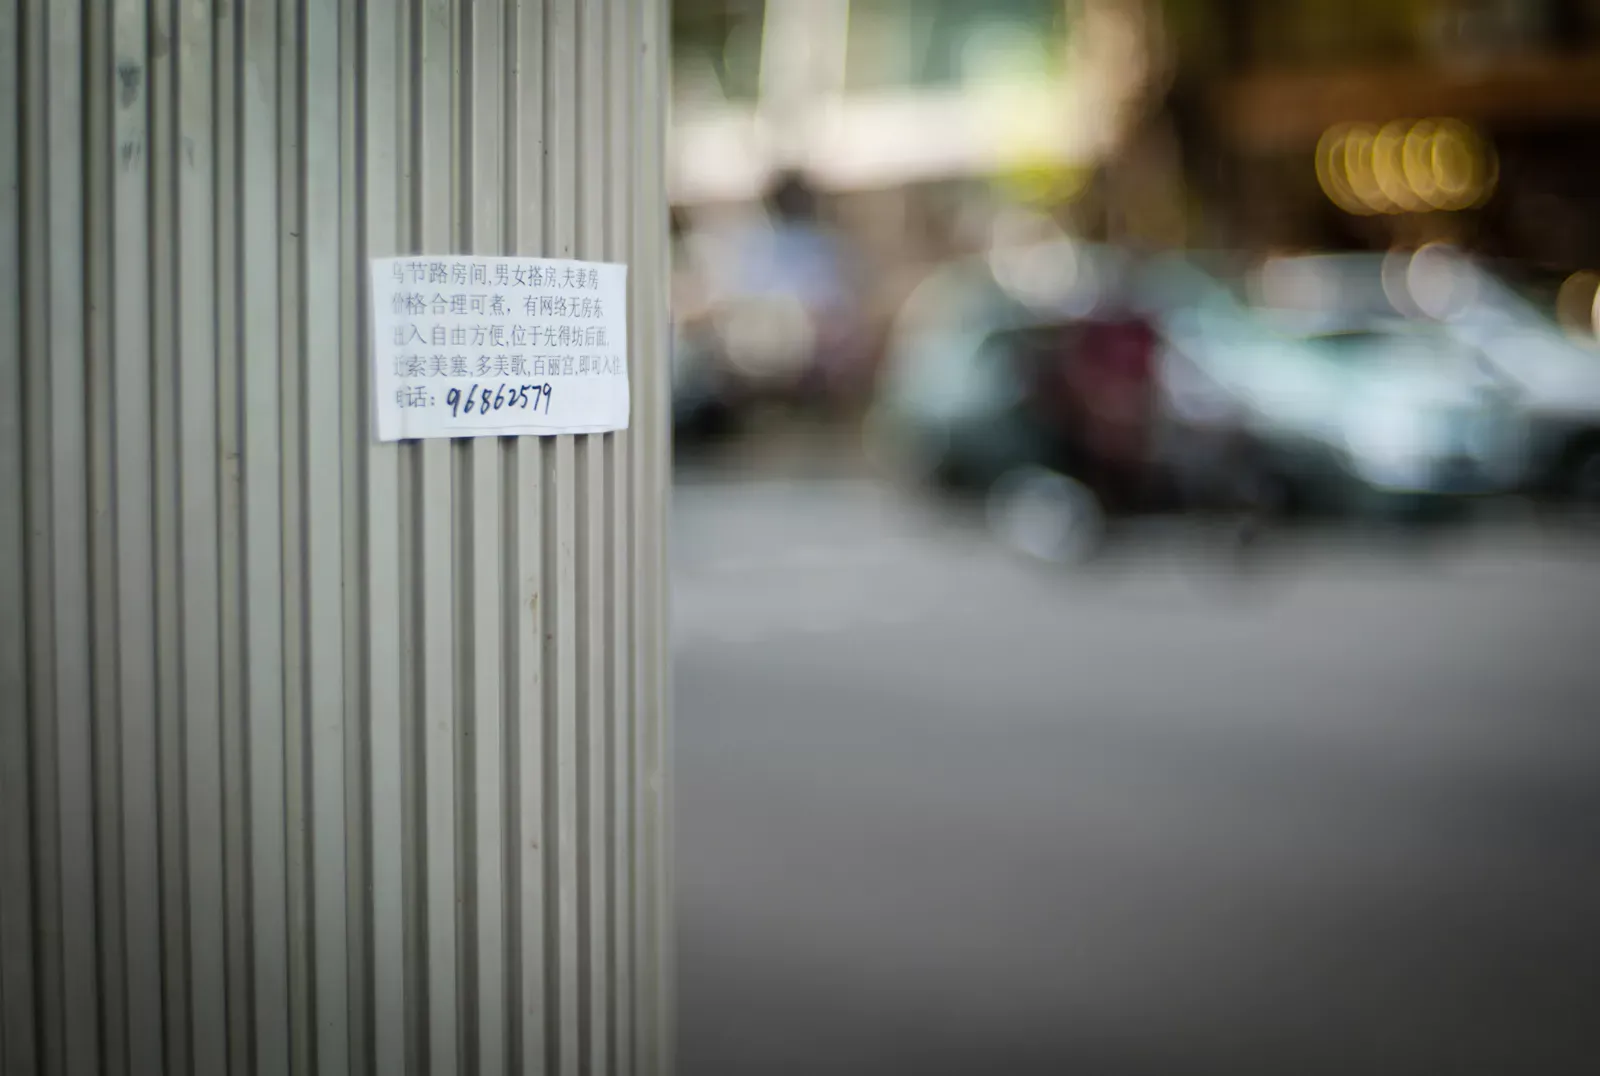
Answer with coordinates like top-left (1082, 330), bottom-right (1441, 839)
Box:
top-left (0, 1), bottom-right (672, 1074)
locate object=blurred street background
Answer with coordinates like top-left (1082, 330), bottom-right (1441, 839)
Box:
top-left (668, 2), bottom-right (1600, 1072)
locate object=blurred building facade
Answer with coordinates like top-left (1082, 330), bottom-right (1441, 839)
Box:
top-left (1166, 0), bottom-right (1600, 267)
top-left (672, 1), bottom-right (1600, 256)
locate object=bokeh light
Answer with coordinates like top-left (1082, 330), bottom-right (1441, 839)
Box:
top-left (1317, 119), bottom-right (1498, 215)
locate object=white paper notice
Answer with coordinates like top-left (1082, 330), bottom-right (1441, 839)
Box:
top-left (370, 255), bottom-right (629, 440)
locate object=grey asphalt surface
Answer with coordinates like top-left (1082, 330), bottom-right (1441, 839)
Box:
top-left (673, 474), bottom-right (1600, 1076)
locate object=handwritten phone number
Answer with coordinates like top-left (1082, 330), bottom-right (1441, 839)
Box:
top-left (394, 382), bottom-right (554, 416)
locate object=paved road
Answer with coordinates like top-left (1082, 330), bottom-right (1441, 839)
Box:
top-left (674, 477), bottom-right (1600, 1076)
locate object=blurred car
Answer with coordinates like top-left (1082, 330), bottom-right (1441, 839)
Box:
top-left (872, 245), bottom-right (1525, 565)
top-left (867, 252), bottom-right (1042, 490)
top-left (869, 243), bottom-right (1267, 562)
top-left (1398, 249), bottom-right (1600, 516)
top-left (1153, 252), bottom-right (1524, 521)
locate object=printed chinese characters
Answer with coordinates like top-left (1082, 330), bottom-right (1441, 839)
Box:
top-left (384, 259), bottom-right (624, 421)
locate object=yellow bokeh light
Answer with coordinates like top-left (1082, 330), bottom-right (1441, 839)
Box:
top-left (1316, 119), bottom-right (1498, 216)
top-left (1402, 119), bottom-right (1441, 208)
top-left (1431, 120), bottom-right (1479, 210)
top-left (1374, 120), bottom-right (1427, 213)
top-left (1344, 126), bottom-right (1396, 214)
top-left (1316, 123), bottom-right (1371, 215)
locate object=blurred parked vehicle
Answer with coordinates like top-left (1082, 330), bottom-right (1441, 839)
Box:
top-left (868, 252), bottom-right (1037, 488)
top-left (1152, 253), bottom-right (1523, 521)
top-left (1235, 249), bottom-right (1600, 520)
top-left (870, 243), bottom-right (1270, 562)
top-left (873, 244), bottom-right (1526, 562)
top-left (1395, 248), bottom-right (1600, 519)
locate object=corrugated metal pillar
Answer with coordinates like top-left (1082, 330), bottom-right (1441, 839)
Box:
top-left (0, 1), bottom-right (673, 1074)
